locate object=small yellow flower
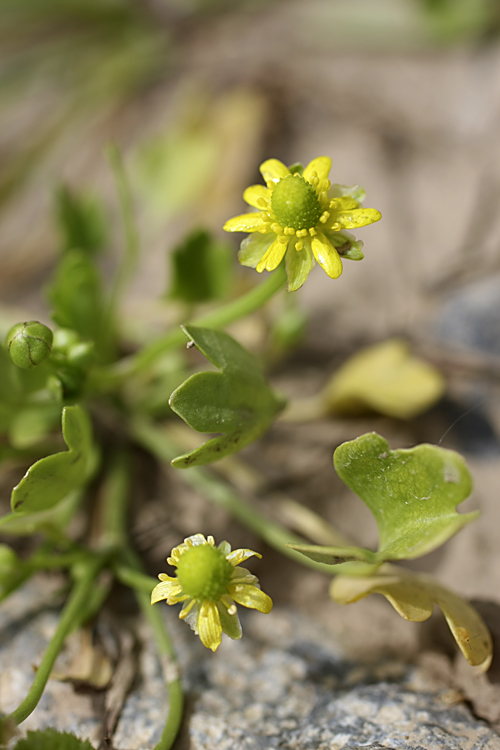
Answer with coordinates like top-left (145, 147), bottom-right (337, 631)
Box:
top-left (151, 534), bottom-right (273, 652)
top-left (223, 156), bottom-right (381, 291)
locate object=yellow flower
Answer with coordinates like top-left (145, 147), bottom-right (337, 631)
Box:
top-left (223, 157), bottom-right (381, 291)
top-left (151, 533), bottom-right (273, 652)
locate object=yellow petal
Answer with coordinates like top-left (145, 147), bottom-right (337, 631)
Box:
top-left (286, 241), bottom-right (314, 292)
top-left (228, 584), bottom-right (273, 614)
top-left (151, 580), bottom-right (185, 605)
top-left (243, 185), bottom-right (270, 208)
top-left (223, 212), bottom-right (265, 233)
top-left (238, 232), bottom-right (275, 268)
top-left (256, 237), bottom-right (288, 273)
top-left (330, 196), bottom-right (360, 210)
top-left (198, 600), bottom-right (222, 652)
top-left (311, 233), bottom-right (343, 280)
top-left (303, 156), bottom-right (331, 184)
top-left (328, 208), bottom-right (382, 230)
top-left (226, 548), bottom-right (262, 566)
top-left (259, 158), bottom-right (290, 184)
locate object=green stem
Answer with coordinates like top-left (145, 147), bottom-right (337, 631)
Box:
top-left (114, 564), bottom-right (157, 593)
top-left (92, 263), bottom-right (287, 390)
top-left (27, 551), bottom-right (90, 570)
top-left (102, 453), bottom-right (184, 750)
top-left (97, 450), bottom-right (130, 551)
top-left (8, 556), bottom-right (103, 725)
top-left (131, 419), bottom-right (336, 575)
top-left (101, 144), bottom-right (140, 359)
top-left (106, 143), bottom-right (140, 301)
top-left (121, 549), bottom-right (183, 750)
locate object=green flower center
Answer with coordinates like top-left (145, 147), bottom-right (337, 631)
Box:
top-left (271, 175), bottom-right (322, 230)
top-left (176, 544), bottom-right (233, 601)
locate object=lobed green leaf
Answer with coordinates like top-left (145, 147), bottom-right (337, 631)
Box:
top-left (10, 406), bottom-right (95, 513)
top-left (14, 728), bottom-right (95, 750)
top-left (290, 432), bottom-right (477, 567)
top-left (170, 326), bottom-right (286, 467)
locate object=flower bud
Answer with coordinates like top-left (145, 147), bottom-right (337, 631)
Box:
top-left (6, 321), bottom-right (53, 370)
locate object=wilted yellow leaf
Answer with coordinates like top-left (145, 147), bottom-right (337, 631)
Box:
top-left (323, 339), bottom-right (445, 419)
top-left (331, 565), bottom-right (492, 670)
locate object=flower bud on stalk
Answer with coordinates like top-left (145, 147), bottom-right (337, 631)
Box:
top-left (6, 321), bottom-right (53, 369)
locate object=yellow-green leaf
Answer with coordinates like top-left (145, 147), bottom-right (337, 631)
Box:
top-left (331, 567), bottom-right (492, 670)
top-left (289, 432), bottom-right (477, 567)
top-left (323, 339), bottom-right (445, 419)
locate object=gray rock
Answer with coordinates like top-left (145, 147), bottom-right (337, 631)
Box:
top-left (437, 275), bottom-right (500, 357)
top-left (184, 610), bottom-right (500, 750)
top-left (1, 579), bottom-right (500, 750)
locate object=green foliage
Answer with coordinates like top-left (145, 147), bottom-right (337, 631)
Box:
top-left (0, 491), bottom-right (81, 536)
top-left (13, 728), bottom-right (95, 750)
top-left (170, 326), bottom-right (286, 467)
top-left (168, 229), bottom-right (232, 304)
top-left (55, 185), bottom-right (107, 255)
top-left (6, 321), bottom-right (53, 370)
top-left (10, 405), bottom-right (95, 513)
top-left (290, 432), bottom-right (477, 567)
top-left (9, 403), bottom-right (62, 450)
top-left (46, 250), bottom-right (103, 345)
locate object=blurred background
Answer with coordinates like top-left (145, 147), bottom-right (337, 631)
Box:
top-left (2, 0), bottom-right (500, 671)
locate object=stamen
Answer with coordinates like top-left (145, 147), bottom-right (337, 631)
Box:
top-left (319, 211), bottom-right (330, 224)
top-left (331, 222), bottom-right (341, 231)
top-left (284, 227), bottom-right (296, 236)
top-left (309, 172), bottom-right (319, 187)
top-left (266, 181), bottom-right (274, 189)
top-left (279, 235), bottom-right (289, 244)
top-left (179, 599), bottom-right (196, 620)
top-left (296, 229), bottom-right (308, 238)
top-left (271, 223), bottom-right (283, 235)
top-left (228, 605), bottom-right (237, 616)
top-left (309, 227), bottom-right (317, 236)
top-left (295, 241), bottom-right (304, 251)
top-left (319, 191), bottom-right (329, 203)
top-left (330, 199), bottom-right (339, 209)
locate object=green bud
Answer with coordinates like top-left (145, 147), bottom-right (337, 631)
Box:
top-left (271, 174), bottom-right (322, 231)
top-left (176, 544), bottom-right (233, 601)
top-left (6, 321), bottom-right (53, 370)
